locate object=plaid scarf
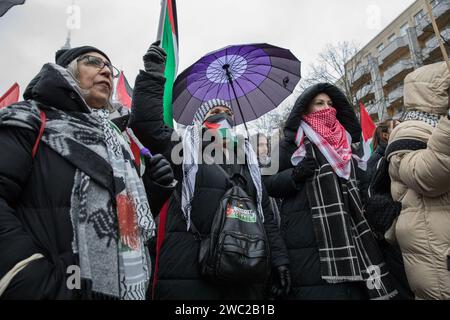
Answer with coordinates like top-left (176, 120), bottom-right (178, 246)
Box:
top-left (292, 120), bottom-right (352, 180)
top-left (1, 96), bottom-right (155, 299)
top-left (303, 140), bottom-right (398, 300)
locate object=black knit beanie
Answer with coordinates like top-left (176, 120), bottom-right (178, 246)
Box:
top-left (55, 46), bottom-right (110, 67)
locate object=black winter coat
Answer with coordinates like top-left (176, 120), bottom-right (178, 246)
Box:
top-left (130, 70), bottom-right (289, 300)
top-left (0, 64), bottom-right (166, 299)
top-left (359, 141), bottom-right (387, 202)
top-left (264, 83), bottom-right (369, 300)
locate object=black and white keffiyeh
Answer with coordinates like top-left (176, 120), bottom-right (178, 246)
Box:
top-left (0, 64), bottom-right (156, 299)
top-left (400, 110), bottom-right (442, 128)
top-left (181, 103), bottom-right (263, 230)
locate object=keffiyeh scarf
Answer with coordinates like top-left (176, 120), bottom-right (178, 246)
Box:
top-left (181, 124), bottom-right (263, 231)
top-left (401, 110), bottom-right (442, 128)
top-left (1, 102), bottom-right (155, 300)
top-left (292, 108), bottom-right (353, 179)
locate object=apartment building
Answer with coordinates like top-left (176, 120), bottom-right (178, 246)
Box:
top-left (346, 0), bottom-right (450, 122)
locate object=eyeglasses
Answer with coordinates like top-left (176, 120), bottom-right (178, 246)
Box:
top-left (77, 55), bottom-right (120, 78)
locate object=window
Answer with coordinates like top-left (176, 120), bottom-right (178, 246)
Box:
top-left (414, 10), bottom-right (425, 25)
top-left (377, 43), bottom-right (385, 52)
top-left (430, 0), bottom-right (440, 8)
top-left (388, 33), bottom-right (396, 43)
top-left (399, 23), bottom-right (409, 36)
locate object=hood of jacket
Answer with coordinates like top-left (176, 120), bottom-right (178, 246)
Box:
top-left (403, 61), bottom-right (450, 116)
top-left (23, 63), bottom-right (91, 113)
top-left (284, 83), bottom-right (361, 143)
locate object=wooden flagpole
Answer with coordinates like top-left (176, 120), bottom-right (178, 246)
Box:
top-left (425, 0), bottom-right (450, 72)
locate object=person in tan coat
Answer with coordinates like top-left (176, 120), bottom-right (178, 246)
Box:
top-left (386, 61), bottom-right (450, 300)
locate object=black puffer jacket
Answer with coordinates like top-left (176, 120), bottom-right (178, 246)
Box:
top-left (264, 83), bottom-right (369, 300)
top-left (130, 70), bottom-right (289, 300)
top-left (0, 64), bottom-right (166, 300)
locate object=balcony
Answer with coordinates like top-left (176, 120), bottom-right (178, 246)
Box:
top-left (350, 63), bottom-right (371, 90)
top-left (356, 83), bottom-right (375, 102)
top-left (416, 1), bottom-right (450, 40)
top-left (422, 26), bottom-right (450, 62)
top-left (382, 60), bottom-right (414, 89)
top-left (378, 35), bottom-right (410, 68)
top-left (387, 86), bottom-right (404, 105)
top-left (364, 102), bottom-right (381, 116)
top-left (386, 85), bottom-right (404, 116)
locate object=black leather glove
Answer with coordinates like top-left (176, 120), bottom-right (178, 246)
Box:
top-left (144, 153), bottom-right (174, 186)
top-left (143, 40), bottom-right (167, 75)
top-left (292, 157), bottom-right (316, 183)
top-left (271, 265), bottom-right (291, 298)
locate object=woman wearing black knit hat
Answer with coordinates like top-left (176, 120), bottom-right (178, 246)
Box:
top-left (0, 46), bottom-right (175, 299)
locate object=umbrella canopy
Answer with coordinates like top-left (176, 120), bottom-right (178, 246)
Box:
top-left (172, 43), bottom-right (301, 125)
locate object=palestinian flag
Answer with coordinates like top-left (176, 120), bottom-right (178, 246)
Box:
top-left (0, 0), bottom-right (25, 17)
top-left (0, 82), bottom-right (20, 109)
top-left (116, 71), bottom-right (133, 108)
top-left (359, 102), bottom-right (376, 163)
top-left (114, 72), bottom-right (145, 172)
top-left (160, 0), bottom-right (178, 128)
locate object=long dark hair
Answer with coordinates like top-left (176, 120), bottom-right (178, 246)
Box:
top-left (372, 119), bottom-right (394, 150)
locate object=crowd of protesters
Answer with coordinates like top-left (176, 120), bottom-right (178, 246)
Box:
top-left (0, 41), bottom-right (449, 300)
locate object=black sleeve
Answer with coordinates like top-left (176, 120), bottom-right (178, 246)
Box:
top-left (142, 172), bottom-right (176, 218)
top-left (354, 156), bottom-right (371, 205)
top-left (129, 70), bottom-right (178, 162)
top-left (263, 141), bottom-right (300, 199)
top-left (129, 70), bottom-right (184, 181)
top-left (261, 185), bottom-right (290, 268)
top-left (0, 127), bottom-right (75, 299)
top-left (263, 168), bottom-right (300, 199)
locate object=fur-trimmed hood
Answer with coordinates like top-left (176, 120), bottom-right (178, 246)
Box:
top-left (284, 83), bottom-right (361, 143)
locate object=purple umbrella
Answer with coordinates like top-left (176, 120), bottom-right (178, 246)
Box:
top-left (172, 43), bottom-right (301, 128)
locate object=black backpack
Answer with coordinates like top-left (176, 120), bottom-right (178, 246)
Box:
top-left (365, 138), bottom-right (427, 240)
top-left (191, 165), bottom-right (271, 285)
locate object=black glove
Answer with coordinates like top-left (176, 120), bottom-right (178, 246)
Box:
top-left (143, 40), bottom-right (167, 75)
top-left (292, 157), bottom-right (316, 183)
top-left (144, 153), bottom-right (174, 186)
top-left (271, 265), bottom-right (291, 298)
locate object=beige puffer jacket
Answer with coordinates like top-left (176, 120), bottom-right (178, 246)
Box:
top-left (386, 61), bottom-right (450, 300)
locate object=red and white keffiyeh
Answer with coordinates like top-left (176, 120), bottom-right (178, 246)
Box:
top-left (291, 108), bottom-right (353, 180)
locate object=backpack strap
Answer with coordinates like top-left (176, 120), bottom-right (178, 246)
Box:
top-left (32, 110), bottom-right (46, 159)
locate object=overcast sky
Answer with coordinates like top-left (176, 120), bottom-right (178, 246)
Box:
top-left (0, 0), bottom-right (415, 98)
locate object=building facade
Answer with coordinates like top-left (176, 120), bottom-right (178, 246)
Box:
top-left (346, 0), bottom-right (450, 122)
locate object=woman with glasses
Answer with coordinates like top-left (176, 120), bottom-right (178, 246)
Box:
top-left (0, 46), bottom-right (175, 299)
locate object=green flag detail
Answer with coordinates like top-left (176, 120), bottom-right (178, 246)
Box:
top-left (161, 0), bottom-right (178, 128)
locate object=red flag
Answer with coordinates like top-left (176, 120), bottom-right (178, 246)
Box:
top-left (359, 102), bottom-right (376, 142)
top-left (359, 102), bottom-right (377, 162)
top-left (116, 72), bottom-right (133, 108)
top-left (0, 83), bottom-right (20, 109)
